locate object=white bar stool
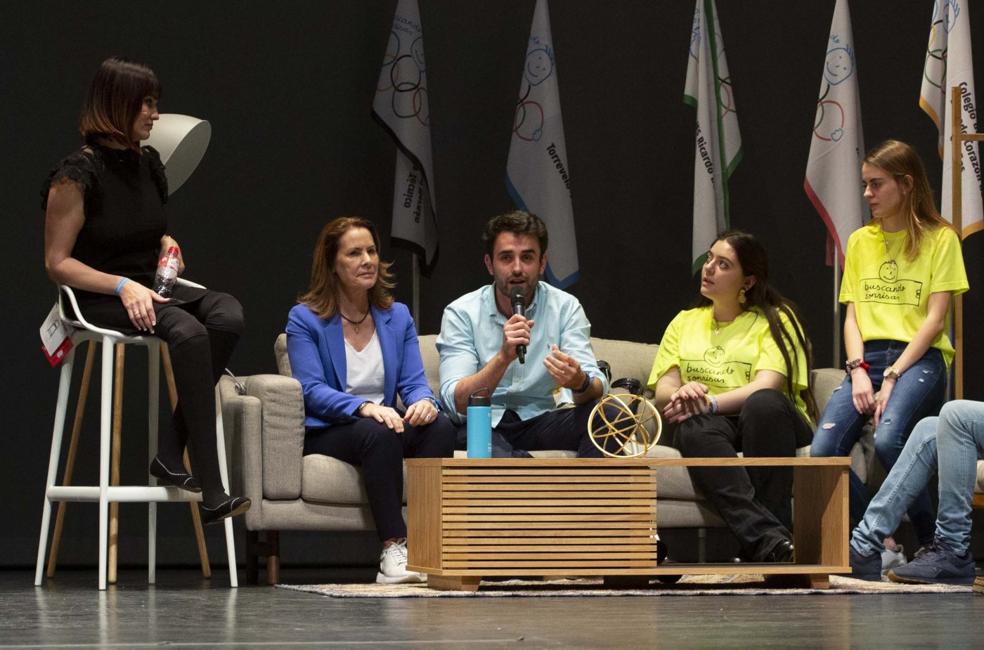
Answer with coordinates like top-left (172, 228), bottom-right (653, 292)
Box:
top-left (35, 279), bottom-right (239, 590)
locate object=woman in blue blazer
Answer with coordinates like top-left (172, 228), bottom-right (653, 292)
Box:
top-left (286, 217), bottom-right (455, 584)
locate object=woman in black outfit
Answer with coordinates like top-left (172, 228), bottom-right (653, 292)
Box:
top-left (42, 57), bottom-right (249, 524)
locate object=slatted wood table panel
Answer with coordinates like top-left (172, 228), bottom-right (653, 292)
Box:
top-left (406, 458), bottom-right (851, 591)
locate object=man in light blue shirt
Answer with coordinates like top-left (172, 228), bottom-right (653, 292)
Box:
top-left (437, 211), bottom-right (611, 456)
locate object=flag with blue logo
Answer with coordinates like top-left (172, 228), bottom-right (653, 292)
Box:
top-left (506, 0), bottom-right (578, 288)
top-left (805, 0), bottom-right (866, 265)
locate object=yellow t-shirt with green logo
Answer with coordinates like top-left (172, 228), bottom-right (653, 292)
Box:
top-left (840, 223), bottom-right (968, 367)
top-left (647, 306), bottom-right (811, 424)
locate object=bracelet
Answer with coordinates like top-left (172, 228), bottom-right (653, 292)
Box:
top-left (572, 372), bottom-right (592, 393)
top-left (114, 277), bottom-right (130, 295)
top-left (708, 395), bottom-right (719, 414)
top-left (356, 401), bottom-right (372, 416)
top-left (845, 358), bottom-right (869, 374)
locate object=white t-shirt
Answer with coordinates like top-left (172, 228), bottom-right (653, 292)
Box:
top-left (344, 331), bottom-right (385, 404)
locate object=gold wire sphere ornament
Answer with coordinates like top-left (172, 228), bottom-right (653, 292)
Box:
top-left (588, 393), bottom-right (663, 458)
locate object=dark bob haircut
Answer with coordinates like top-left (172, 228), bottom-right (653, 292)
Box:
top-left (79, 57), bottom-right (161, 151)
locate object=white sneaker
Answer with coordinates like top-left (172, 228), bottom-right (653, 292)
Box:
top-left (881, 545), bottom-right (907, 574)
top-left (376, 539), bottom-right (426, 584)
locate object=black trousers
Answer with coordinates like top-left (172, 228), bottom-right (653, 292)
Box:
top-left (86, 290), bottom-right (244, 502)
top-left (673, 389), bottom-right (812, 560)
top-left (454, 400), bottom-right (621, 458)
top-left (304, 413), bottom-right (456, 541)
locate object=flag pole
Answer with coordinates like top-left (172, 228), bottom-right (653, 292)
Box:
top-left (832, 249), bottom-right (841, 368)
top-left (950, 85), bottom-right (964, 399)
top-left (411, 253), bottom-right (420, 325)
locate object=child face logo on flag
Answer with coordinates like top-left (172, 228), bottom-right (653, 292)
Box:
top-left (525, 48), bottom-right (554, 86)
top-left (823, 45), bottom-right (855, 86)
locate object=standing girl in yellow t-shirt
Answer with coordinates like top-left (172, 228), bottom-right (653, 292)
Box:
top-left (649, 231), bottom-right (817, 563)
top-left (811, 140), bottom-right (968, 567)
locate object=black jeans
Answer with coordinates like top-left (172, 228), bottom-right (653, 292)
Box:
top-left (87, 290), bottom-right (244, 503)
top-left (673, 389), bottom-right (812, 560)
top-left (304, 413), bottom-right (456, 541)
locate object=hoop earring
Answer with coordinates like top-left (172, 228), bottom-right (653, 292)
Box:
top-left (738, 288), bottom-right (747, 305)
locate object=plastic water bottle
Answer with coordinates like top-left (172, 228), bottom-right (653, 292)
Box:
top-left (466, 389), bottom-right (492, 459)
top-left (154, 246), bottom-right (180, 298)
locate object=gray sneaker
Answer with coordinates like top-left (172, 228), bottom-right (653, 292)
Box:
top-left (849, 545), bottom-right (882, 581)
top-left (887, 541), bottom-right (975, 586)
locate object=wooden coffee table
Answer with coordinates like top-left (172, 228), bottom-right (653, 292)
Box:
top-left (406, 457), bottom-right (850, 591)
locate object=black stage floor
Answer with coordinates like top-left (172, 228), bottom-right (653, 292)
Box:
top-left (5, 567), bottom-right (984, 647)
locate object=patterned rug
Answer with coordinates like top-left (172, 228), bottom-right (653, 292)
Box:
top-left (278, 574), bottom-right (973, 598)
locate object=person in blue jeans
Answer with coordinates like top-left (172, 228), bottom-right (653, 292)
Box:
top-left (849, 400), bottom-right (981, 585)
top-left (811, 140), bottom-right (968, 563)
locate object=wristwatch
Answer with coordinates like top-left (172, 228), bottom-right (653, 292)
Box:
top-left (883, 366), bottom-right (902, 381)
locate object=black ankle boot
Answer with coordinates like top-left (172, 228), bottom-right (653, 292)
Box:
top-left (150, 456), bottom-right (201, 492)
top-left (757, 537), bottom-right (795, 563)
top-left (200, 494), bottom-right (251, 525)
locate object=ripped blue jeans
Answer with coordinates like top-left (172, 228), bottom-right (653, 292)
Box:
top-left (810, 341), bottom-right (946, 544)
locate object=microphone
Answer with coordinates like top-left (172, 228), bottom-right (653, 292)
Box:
top-left (510, 286), bottom-right (527, 364)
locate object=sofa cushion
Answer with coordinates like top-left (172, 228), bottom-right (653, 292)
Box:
top-left (274, 333), bottom-right (291, 376)
top-left (415, 334), bottom-right (661, 402)
top-left (417, 333), bottom-right (441, 395)
top-left (590, 337), bottom-right (660, 395)
top-left (642, 444), bottom-right (702, 500)
top-left (812, 367), bottom-right (846, 413)
top-left (302, 454), bottom-right (409, 505)
top-left (244, 374), bottom-right (306, 500)
top-left (811, 367), bottom-right (874, 484)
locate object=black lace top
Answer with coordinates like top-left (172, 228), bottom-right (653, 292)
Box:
top-left (41, 143), bottom-right (180, 309)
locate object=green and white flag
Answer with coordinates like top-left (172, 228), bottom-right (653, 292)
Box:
top-left (684, 0), bottom-right (742, 272)
top-left (920, 0), bottom-right (983, 236)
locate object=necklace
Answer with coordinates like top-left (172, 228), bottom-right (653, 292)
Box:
top-left (340, 309), bottom-right (370, 333)
top-left (710, 309), bottom-right (758, 337)
top-left (711, 314), bottom-right (736, 335)
top-left (881, 227), bottom-right (905, 263)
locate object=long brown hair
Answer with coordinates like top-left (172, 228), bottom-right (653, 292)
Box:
top-left (864, 139), bottom-right (952, 261)
top-left (79, 57), bottom-right (161, 152)
top-left (299, 217), bottom-right (395, 319)
top-left (695, 230), bottom-right (818, 421)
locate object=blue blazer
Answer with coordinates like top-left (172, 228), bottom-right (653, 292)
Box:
top-left (285, 301), bottom-right (436, 429)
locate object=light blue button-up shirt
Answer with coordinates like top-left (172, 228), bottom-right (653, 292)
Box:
top-left (437, 281), bottom-right (608, 426)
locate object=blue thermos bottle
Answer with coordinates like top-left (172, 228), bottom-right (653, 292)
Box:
top-left (466, 389), bottom-right (492, 459)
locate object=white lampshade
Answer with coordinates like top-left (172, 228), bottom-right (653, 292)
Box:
top-left (143, 113), bottom-right (211, 195)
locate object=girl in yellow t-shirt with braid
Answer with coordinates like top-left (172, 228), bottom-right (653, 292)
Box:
top-left (812, 140), bottom-right (968, 568)
top-left (649, 230), bottom-right (817, 563)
